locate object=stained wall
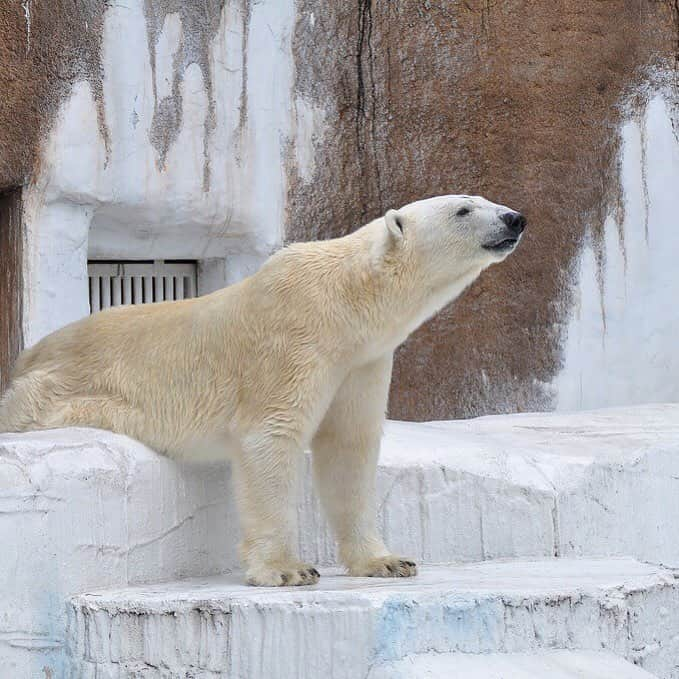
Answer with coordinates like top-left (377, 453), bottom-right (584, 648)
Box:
top-left (1, 1), bottom-right (678, 417)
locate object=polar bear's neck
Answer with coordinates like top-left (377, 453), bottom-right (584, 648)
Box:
top-left (362, 261), bottom-right (485, 359)
top-left (365, 219), bottom-right (485, 335)
top-left (259, 224), bottom-right (484, 363)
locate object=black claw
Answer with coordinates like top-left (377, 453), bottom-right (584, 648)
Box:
top-left (310, 568), bottom-right (320, 577)
top-left (385, 563), bottom-right (394, 573)
top-left (281, 573), bottom-right (289, 585)
top-left (404, 561), bottom-right (416, 567)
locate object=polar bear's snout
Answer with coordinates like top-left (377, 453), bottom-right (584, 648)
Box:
top-left (481, 209), bottom-right (527, 255)
top-left (501, 211), bottom-right (527, 236)
top-left (396, 194), bottom-right (526, 265)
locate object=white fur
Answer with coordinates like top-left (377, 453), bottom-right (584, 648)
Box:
top-left (0, 194), bottom-right (522, 586)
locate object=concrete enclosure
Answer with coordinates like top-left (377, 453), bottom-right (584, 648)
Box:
top-left (3, 6), bottom-right (679, 678)
top-left (1, 1), bottom-right (678, 418)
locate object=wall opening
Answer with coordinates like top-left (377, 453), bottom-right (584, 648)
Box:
top-left (0, 188), bottom-right (23, 393)
top-left (87, 260), bottom-right (197, 313)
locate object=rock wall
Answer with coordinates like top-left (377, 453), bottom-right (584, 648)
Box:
top-left (0, 0), bottom-right (108, 190)
top-left (288, 1), bottom-right (679, 418)
top-left (1, 0), bottom-right (678, 418)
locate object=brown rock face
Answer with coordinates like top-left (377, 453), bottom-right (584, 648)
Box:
top-left (288, 1), bottom-right (678, 420)
top-left (0, 1), bottom-right (108, 190)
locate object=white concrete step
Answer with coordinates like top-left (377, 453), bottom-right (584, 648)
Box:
top-left (364, 403), bottom-right (679, 569)
top-left (0, 428), bottom-right (238, 677)
top-left (66, 558), bottom-right (679, 678)
top-left (367, 650), bottom-right (660, 678)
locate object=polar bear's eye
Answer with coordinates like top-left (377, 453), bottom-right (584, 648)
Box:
top-left (456, 207), bottom-right (471, 216)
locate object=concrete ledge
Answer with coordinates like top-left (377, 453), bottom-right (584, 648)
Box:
top-left (366, 650), bottom-right (660, 679)
top-left (366, 403), bottom-right (679, 567)
top-left (66, 558), bottom-right (679, 678)
top-left (0, 428), bottom-right (236, 677)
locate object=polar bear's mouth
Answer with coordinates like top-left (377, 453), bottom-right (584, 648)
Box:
top-left (482, 237), bottom-right (518, 252)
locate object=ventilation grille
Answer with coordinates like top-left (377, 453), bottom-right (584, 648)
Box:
top-left (88, 260), bottom-right (197, 313)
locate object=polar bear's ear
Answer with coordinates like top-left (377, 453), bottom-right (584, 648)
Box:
top-left (385, 209), bottom-right (404, 242)
top-left (372, 209), bottom-right (404, 264)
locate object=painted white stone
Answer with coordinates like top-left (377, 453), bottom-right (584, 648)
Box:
top-left (0, 428), bottom-right (236, 678)
top-left (555, 92), bottom-right (679, 409)
top-left (23, 200), bottom-right (93, 345)
top-left (65, 559), bottom-right (679, 678)
top-left (3, 404), bottom-right (679, 676)
top-left (367, 650), bottom-right (659, 679)
top-left (21, 78), bottom-right (105, 346)
top-left (154, 13), bottom-right (182, 102)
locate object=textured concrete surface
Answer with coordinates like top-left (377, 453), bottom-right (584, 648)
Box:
top-left (0, 428), bottom-right (236, 677)
top-left (3, 404), bottom-right (679, 675)
top-left (66, 559), bottom-right (679, 678)
top-left (306, 403), bottom-right (679, 567)
top-left (367, 650), bottom-right (660, 679)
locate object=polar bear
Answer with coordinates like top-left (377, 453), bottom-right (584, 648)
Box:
top-left (0, 194), bottom-right (525, 586)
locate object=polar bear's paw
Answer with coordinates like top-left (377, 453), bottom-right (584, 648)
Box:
top-left (246, 561), bottom-right (321, 587)
top-left (350, 556), bottom-right (418, 578)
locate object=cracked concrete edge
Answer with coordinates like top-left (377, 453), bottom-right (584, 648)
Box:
top-left (63, 560), bottom-right (679, 677)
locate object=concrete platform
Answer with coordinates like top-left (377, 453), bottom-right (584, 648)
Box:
top-left (366, 650), bottom-right (660, 678)
top-left (66, 558), bottom-right (679, 678)
top-left (3, 403), bottom-right (679, 675)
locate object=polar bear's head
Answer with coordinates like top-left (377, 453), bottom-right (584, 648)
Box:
top-left (382, 194), bottom-right (526, 281)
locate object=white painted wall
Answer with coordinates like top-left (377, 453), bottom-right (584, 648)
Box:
top-left (22, 0), bottom-right (326, 346)
top-left (554, 92), bottom-right (679, 410)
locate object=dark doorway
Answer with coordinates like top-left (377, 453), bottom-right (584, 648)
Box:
top-left (0, 188), bottom-right (23, 393)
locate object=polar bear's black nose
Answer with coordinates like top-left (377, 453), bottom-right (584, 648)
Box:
top-left (502, 211), bottom-right (527, 235)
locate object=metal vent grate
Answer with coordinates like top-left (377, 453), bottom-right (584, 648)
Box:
top-left (88, 260), bottom-right (197, 313)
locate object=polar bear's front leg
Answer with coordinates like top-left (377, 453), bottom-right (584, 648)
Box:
top-left (312, 355), bottom-right (417, 578)
top-left (233, 433), bottom-right (319, 586)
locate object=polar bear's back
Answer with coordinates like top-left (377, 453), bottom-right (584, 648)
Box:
top-left (0, 225), bottom-right (374, 449)
top-left (0, 292), bottom-right (238, 447)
